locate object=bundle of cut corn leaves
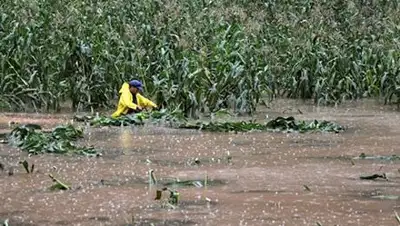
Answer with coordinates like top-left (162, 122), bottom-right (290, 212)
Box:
top-left (7, 124), bottom-right (98, 156)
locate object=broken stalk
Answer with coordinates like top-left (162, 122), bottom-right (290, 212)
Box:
top-left (49, 174), bottom-right (70, 190)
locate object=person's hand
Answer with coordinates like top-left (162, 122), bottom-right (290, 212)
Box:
top-left (136, 106), bottom-right (143, 112)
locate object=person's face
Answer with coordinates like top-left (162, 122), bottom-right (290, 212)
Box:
top-left (129, 86), bottom-right (139, 94)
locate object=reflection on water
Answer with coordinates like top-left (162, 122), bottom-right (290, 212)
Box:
top-left (0, 99), bottom-right (399, 226)
top-left (120, 128), bottom-right (134, 150)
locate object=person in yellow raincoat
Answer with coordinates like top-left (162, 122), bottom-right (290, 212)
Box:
top-left (111, 79), bottom-right (158, 118)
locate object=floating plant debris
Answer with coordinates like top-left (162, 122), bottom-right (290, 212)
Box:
top-left (7, 124), bottom-right (99, 156)
top-left (74, 109), bottom-right (186, 127)
top-left (354, 153), bottom-right (400, 161)
top-left (74, 111), bottom-right (345, 134)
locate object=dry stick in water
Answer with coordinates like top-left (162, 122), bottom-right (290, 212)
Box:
top-left (30, 163), bottom-right (35, 173)
top-left (19, 160), bottom-right (35, 174)
top-left (359, 173), bottom-right (387, 180)
top-left (8, 167), bottom-right (14, 176)
top-left (19, 160), bottom-right (30, 173)
top-left (49, 174), bottom-right (70, 190)
top-left (303, 185), bottom-right (311, 191)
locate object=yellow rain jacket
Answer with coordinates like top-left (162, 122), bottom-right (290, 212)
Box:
top-left (111, 82), bottom-right (157, 118)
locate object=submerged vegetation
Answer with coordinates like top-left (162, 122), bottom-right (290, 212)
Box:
top-left (181, 116), bottom-right (345, 133)
top-left (4, 110), bottom-right (343, 157)
top-left (7, 124), bottom-right (98, 156)
top-left (0, 0), bottom-right (399, 115)
top-left (74, 109), bottom-right (186, 126)
top-left (75, 110), bottom-right (345, 133)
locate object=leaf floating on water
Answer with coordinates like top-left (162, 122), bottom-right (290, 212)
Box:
top-left (354, 153), bottom-right (400, 161)
top-left (371, 195), bottom-right (399, 200)
top-left (180, 116), bottom-right (344, 133)
top-left (360, 173), bottom-right (388, 180)
top-left (394, 210), bottom-right (400, 223)
top-left (7, 124), bottom-right (99, 156)
top-left (192, 181), bottom-right (203, 188)
top-left (51, 125), bottom-right (84, 140)
top-left (186, 116), bottom-right (344, 133)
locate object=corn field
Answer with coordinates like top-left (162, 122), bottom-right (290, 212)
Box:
top-left (0, 0), bottom-right (399, 116)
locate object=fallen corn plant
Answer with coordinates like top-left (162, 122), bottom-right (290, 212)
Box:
top-left (74, 109), bottom-right (186, 127)
top-left (49, 174), bottom-right (70, 190)
top-left (75, 111), bottom-right (345, 133)
top-left (179, 116), bottom-right (345, 133)
top-left (7, 124), bottom-right (99, 156)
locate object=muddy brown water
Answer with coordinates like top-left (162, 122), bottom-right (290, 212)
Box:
top-left (0, 99), bottom-right (400, 226)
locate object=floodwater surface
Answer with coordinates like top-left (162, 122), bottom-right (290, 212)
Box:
top-left (0, 99), bottom-right (400, 226)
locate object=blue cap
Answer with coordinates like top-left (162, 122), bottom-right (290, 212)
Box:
top-left (128, 80), bottom-right (143, 92)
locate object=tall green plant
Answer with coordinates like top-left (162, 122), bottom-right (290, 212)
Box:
top-left (0, 0), bottom-right (399, 114)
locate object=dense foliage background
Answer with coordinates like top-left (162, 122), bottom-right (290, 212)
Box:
top-left (0, 0), bottom-right (399, 116)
